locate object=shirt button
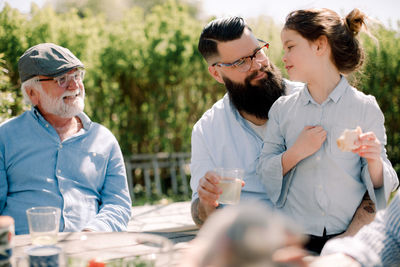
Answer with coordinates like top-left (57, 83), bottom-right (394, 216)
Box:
top-left (57, 169), bottom-right (61, 174)
top-left (45, 124), bottom-right (49, 128)
top-left (59, 144), bottom-right (63, 149)
top-left (92, 152), bottom-right (96, 157)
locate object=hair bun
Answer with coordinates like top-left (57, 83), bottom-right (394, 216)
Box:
top-left (345, 8), bottom-right (367, 36)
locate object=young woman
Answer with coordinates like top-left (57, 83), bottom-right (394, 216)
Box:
top-left (257, 8), bottom-right (398, 254)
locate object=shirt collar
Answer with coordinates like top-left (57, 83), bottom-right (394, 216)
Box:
top-left (300, 84), bottom-right (312, 106)
top-left (32, 106), bottom-right (91, 130)
top-left (76, 112), bottom-right (91, 130)
top-left (224, 93), bottom-right (262, 141)
top-left (300, 75), bottom-right (349, 106)
top-left (329, 75), bottom-right (349, 103)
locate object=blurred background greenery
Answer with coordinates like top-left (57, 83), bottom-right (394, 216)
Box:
top-left (0, 0), bottom-right (399, 202)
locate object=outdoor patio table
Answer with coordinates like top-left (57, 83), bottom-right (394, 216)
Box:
top-left (12, 230), bottom-right (197, 266)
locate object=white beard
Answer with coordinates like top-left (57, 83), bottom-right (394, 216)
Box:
top-left (39, 89), bottom-right (85, 118)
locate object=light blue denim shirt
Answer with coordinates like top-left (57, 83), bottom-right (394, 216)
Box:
top-left (190, 79), bottom-right (303, 205)
top-left (322, 189), bottom-right (400, 267)
top-left (0, 108), bottom-right (132, 234)
top-left (257, 76), bottom-right (398, 236)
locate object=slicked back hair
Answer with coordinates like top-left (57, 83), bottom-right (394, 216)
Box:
top-left (198, 17), bottom-right (252, 64)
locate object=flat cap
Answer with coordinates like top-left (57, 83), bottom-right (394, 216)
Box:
top-left (18, 43), bottom-right (84, 82)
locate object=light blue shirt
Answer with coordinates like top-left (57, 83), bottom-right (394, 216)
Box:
top-left (190, 80), bottom-right (303, 205)
top-left (322, 190), bottom-right (400, 267)
top-left (0, 108), bottom-right (132, 234)
top-left (257, 76), bottom-right (398, 236)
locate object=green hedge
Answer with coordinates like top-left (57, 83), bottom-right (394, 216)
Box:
top-left (0, 1), bottom-right (399, 175)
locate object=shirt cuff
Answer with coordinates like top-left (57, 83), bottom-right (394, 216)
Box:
top-left (83, 219), bottom-right (112, 232)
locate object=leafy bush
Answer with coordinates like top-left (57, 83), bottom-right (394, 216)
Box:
top-left (0, 1), bottom-right (399, 177)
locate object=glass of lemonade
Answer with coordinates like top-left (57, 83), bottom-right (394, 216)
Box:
top-left (215, 168), bottom-right (244, 205)
top-left (26, 207), bottom-right (60, 246)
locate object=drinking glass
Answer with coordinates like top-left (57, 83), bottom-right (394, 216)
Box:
top-left (26, 207), bottom-right (60, 246)
top-left (215, 168), bottom-right (244, 204)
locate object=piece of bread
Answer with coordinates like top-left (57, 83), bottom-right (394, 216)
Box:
top-left (336, 126), bottom-right (362, 152)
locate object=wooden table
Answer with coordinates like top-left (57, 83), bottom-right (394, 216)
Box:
top-left (128, 201), bottom-right (198, 244)
top-left (12, 201), bottom-right (198, 266)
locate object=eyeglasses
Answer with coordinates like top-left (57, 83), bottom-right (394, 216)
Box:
top-left (212, 39), bottom-right (269, 73)
top-left (37, 68), bottom-right (85, 88)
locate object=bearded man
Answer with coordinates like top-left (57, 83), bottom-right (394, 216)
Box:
top-left (0, 43), bottom-right (131, 234)
top-left (190, 16), bottom-right (303, 226)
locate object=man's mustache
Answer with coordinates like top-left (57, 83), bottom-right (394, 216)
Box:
top-left (246, 66), bottom-right (270, 82)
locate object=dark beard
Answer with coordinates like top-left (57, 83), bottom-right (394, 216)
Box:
top-left (223, 64), bottom-right (285, 120)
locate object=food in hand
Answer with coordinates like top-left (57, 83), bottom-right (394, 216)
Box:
top-left (336, 126), bottom-right (362, 152)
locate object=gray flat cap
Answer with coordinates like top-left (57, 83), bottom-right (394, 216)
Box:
top-left (18, 43), bottom-right (84, 82)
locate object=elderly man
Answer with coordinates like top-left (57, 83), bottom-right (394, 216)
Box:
top-left (190, 16), bottom-right (381, 254)
top-left (0, 43), bottom-right (131, 234)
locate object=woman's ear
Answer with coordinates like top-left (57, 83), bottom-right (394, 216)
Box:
top-left (208, 65), bottom-right (224, 84)
top-left (315, 35), bottom-right (329, 56)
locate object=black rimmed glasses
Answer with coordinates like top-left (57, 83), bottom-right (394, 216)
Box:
top-left (212, 39), bottom-right (269, 73)
top-left (37, 68), bottom-right (85, 88)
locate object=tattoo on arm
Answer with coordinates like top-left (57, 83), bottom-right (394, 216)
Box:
top-left (362, 192), bottom-right (376, 214)
top-left (191, 198), bottom-right (204, 226)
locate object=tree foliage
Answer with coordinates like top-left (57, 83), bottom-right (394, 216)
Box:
top-left (0, 1), bottom-right (399, 175)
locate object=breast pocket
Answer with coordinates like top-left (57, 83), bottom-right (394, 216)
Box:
top-left (330, 126), bottom-right (359, 159)
top-left (62, 149), bottom-right (107, 187)
top-left (79, 152), bottom-right (107, 184)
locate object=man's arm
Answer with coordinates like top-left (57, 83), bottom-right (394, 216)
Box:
top-left (191, 171), bottom-right (224, 227)
top-left (191, 198), bottom-right (214, 227)
top-left (83, 140), bottom-right (132, 231)
top-left (336, 192), bottom-right (376, 238)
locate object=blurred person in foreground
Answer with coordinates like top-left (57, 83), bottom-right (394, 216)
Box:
top-left (182, 203), bottom-right (364, 267)
top-left (0, 43), bottom-right (131, 234)
top-left (321, 188), bottom-right (400, 267)
top-left (190, 16), bottom-right (379, 247)
top-left (182, 202), bottom-right (307, 267)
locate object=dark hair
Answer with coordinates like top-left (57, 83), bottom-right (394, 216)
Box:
top-left (198, 16), bottom-right (251, 63)
top-left (284, 8), bottom-right (368, 74)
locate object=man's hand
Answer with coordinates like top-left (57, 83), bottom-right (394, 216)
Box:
top-left (191, 170), bottom-right (245, 226)
top-left (198, 171), bottom-right (222, 207)
top-left (191, 171), bottom-right (221, 226)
